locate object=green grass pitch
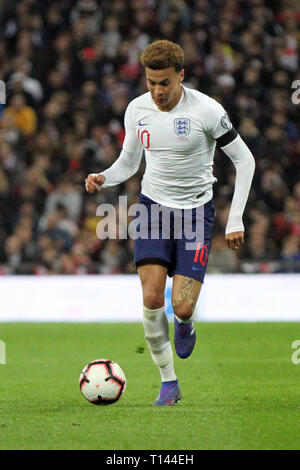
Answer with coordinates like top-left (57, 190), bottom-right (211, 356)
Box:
top-left (0, 322), bottom-right (299, 450)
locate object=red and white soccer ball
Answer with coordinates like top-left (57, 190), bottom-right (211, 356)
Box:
top-left (79, 359), bottom-right (126, 405)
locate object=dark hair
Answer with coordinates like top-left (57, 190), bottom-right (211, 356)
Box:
top-left (140, 40), bottom-right (184, 72)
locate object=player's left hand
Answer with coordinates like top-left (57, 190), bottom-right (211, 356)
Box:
top-left (225, 231), bottom-right (244, 251)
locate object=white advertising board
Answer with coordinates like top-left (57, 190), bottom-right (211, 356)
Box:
top-left (0, 274), bottom-right (299, 322)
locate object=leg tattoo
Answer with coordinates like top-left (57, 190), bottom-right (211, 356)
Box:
top-left (173, 277), bottom-right (196, 312)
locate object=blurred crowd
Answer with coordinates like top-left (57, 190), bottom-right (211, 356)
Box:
top-left (0, 0), bottom-right (299, 275)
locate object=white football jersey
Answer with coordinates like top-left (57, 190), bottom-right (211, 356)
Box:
top-left (101, 85), bottom-right (255, 233)
top-left (116, 85), bottom-right (231, 208)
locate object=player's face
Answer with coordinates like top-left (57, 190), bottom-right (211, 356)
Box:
top-left (145, 67), bottom-right (184, 112)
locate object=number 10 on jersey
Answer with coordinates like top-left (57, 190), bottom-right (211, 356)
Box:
top-left (138, 128), bottom-right (150, 149)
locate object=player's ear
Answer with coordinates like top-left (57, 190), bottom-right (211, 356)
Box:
top-left (180, 69), bottom-right (184, 82)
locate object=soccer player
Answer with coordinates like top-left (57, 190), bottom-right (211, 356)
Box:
top-left (85, 40), bottom-right (255, 406)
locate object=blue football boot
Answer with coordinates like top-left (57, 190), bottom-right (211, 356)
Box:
top-left (174, 317), bottom-right (196, 359)
top-left (153, 380), bottom-right (181, 406)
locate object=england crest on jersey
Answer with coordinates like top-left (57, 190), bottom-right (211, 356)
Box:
top-left (174, 118), bottom-right (190, 137)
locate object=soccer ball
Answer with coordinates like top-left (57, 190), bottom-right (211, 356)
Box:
top-left (79, 359), bottom-right (126, 405)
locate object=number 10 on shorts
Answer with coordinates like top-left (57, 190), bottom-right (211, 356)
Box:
top-left (193, 243), bottom-right (208, 266)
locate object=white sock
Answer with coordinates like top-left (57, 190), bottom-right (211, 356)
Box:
top-left (143, 305), bottom-right (177, 382)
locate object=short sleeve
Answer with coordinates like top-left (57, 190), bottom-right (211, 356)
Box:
top-left (203, 99), bottom-right (233, 140)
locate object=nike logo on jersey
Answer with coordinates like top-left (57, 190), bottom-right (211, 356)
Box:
top-left (138, 122), bottom-right (149, 126)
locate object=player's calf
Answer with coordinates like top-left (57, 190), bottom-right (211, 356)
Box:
top-left (143, 305), bottom-right (177, 384)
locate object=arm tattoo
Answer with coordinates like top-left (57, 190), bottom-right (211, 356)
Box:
top-left (173, 277), bottom-right (196, 311)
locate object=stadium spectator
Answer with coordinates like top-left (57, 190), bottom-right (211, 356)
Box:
top-left (207, 233), bottom-right (238, 274)
top-left (4, 93), bottom-right (37, 137)
top-left (280, 234), bottom-right (300, 272)
top-left (44, 176), bottom-right (83, 222)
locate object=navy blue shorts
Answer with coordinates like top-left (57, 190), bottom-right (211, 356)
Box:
top-left (133, 193), bottom-right (215, 283)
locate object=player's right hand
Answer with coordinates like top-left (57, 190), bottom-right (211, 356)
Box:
top-left (85, 173), bottom-right (106, 194)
